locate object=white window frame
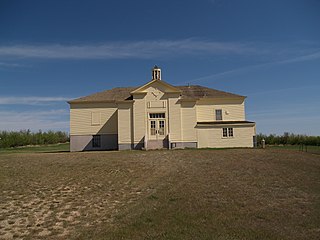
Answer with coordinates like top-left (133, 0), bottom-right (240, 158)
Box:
top-left (215, 109), bottom-right (223, 121)
top-left (222, 127), bottom-right (234, 138)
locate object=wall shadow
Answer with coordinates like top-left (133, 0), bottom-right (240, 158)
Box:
top-left (83, 111), bottom-right (118, 151)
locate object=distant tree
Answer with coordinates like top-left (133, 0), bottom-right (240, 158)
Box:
top-left (256, 132), bottom-right (320, 146)
top-left (0, 130), bottom-right (69, 148)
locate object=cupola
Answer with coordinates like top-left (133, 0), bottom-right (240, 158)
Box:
top-left (152, 65), bottom-right (161, 80)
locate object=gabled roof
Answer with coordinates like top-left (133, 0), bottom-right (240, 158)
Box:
top-left (68, 85), bottom-right (245, 104)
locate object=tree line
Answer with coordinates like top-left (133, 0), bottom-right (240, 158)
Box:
top-left (257, 132), bottom-right (320, 146)
top-left (0, 130), bottom-right (69, 148)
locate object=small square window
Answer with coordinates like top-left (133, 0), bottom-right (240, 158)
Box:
top-left (92, 135), bottom-right (101, 148)
top-left (215, 109), bottom-right (222, 121)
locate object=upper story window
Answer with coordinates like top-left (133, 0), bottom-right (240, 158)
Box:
top-left (215, 109), bottom-right (222, 121)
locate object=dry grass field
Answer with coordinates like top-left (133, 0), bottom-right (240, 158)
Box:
top-left (0, 148), bottom-right (319, 239)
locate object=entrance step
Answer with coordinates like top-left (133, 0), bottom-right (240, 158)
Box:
top-left (146, 140), bottom-right (168, 150)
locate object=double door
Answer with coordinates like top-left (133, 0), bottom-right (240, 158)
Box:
top-left (149, 119), bottom-right (166, 140)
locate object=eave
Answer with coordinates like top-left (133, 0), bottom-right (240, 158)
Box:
top-left (196, 121), bottom-right (256, 127)
top-left (67, 100), bottom-right (134, 104)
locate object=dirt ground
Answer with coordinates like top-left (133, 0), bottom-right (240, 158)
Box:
top-left (0, 149), bottom-right (319, 239)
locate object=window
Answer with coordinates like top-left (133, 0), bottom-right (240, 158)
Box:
top-left (223, 128), bottom-right (228, 137)
top-left (228, 128), bottom-right (233, 137)
top-left (215, 109), bottom-right (222, 121)
top-left (150, 120), bottom-right (156, 135)
top-left (149, 113), bottom-right (165, 119)
top-left (92, 135), bottom-right (101, 148)
top-left (222, 128), bottom-right (233, 138)
top-left (158, 120), bottom-right (165, 135)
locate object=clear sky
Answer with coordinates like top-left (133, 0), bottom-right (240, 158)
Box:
top-left (0, 0), bottom-right (319, 135)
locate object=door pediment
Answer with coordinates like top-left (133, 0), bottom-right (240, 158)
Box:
top-left (131, 79), bottom-right (181, 94)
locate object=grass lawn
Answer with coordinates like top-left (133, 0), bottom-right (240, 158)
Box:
top-left (0, 148), bottom-right (319, 239)
top-left (0, 143), bottom-right (70, 154)
top-left (269, 145), bottom-right (320, 154)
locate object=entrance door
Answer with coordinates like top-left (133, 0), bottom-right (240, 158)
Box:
top-left (149, 119), bottom-right (166, 140)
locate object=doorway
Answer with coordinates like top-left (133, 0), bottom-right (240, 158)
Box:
top-left (147, 113), bottom-right (168, 149)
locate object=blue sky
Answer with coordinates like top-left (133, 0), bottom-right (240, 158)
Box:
top-left (0, 0), bottom-right (319, 135)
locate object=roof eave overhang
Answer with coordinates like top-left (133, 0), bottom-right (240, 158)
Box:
top-left (196, 121), bottom-right (256, 127)
top-left (179, 98), bottom-right (199, 102)
top-left (68, 100), bottom-right (134, 104)
top-left (116, 100), bottom-right (134, 103)
top-left (197, 96), bottom-right (246, 101)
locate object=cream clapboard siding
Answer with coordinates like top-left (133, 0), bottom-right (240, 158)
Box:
top-left (181, 101), bottom-right (197, 142)
top-left (118, 102), bottom-right (133, 144)
top-left (133, 95), bottom-right (146, 143)
top-left (70, 103), bottom-right (117, 135)
top-left (168, 96), bottom-right (182, 141)
top-left (197, 125), bottom-right (255, 148)
top-left (196, 98), bottom-right (245, 122)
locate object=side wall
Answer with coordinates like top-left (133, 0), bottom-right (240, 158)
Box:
top-left (196, 98), bottom-right (245, 122)
top-left (197, 125), bottom-right (255, 148)
top-left (118, 102), bottom-right (133, 150)
top-left (70, 103), bottom-right (118, 151)
top-left (180, 101), bottom-right (197, 147)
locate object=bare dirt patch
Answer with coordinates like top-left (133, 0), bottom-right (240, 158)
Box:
top-left (0, 149), bottom-right (319, 239)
